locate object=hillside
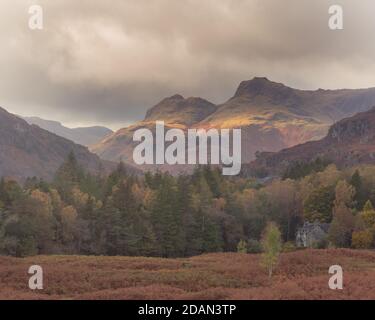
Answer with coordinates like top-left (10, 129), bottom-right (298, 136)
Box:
top-left (23, 116), bottom-right (113, 146)
top-left (91, 78), bottom-right (375, 170)
top-left (1, 249), bottom-right (374, 299)
top-left (248, 107), bottom-right (375, 177)
top-left (0, 107), bottom-right (108, 180)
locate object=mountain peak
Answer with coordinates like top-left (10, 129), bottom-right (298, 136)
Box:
top-left (144, 95), bottom-right (217, 126)
top-left (168, 94), bottom-right (184, 100)
top-left (234, 77), bottom-right (293, 99)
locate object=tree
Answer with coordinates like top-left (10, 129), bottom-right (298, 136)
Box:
top-left (54, 152), bottom-right (84, 202)
top-left (104, 161), bottom-right (128, 200)
top-left (264, 179), bottom-right (300, 241)
top-left (60, 205), bottom-right (78, 246)
top-left (151, 174), bottom-right (183, 257)
top-left (261, 222), bottom-right (282, 278)
top-left (350, 170), bottom-right (366, 209)
top-left (0, 179), bottom-right (23, 208)
top-left (282, 158), bottom-right (330, 180)
top-left (361, 200), bottom-right (375, 228)
top-left (334, 180), bottom-right (356, 209)
top-left (329, 203), bottom-right (355, 247)
top-left (303, 186), bottom-right (335, 223)
top-left (352, 230), bottom-right (373, 249)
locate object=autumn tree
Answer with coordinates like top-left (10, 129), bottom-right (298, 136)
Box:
top-left (261, 222), bottom-right (282, 278)
top-left (329, 203), bottom-right (355, 248)
top-left (352, 230), bottom-right (373, 249)
top-left (361, 200), bottom-right (375, 228)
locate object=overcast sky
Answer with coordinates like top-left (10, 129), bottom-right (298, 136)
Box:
top-left (1, 0), bottom-right (375, 130)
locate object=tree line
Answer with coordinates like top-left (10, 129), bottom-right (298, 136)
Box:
top-left (1, 152), bottom-right (375, 257)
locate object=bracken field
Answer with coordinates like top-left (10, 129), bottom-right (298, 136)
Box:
top-left (1, 249), bottom-right (375, 300)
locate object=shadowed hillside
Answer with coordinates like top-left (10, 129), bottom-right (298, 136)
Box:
top-left (0, 107), bottom-right (108, 181)
top-left (248, 107), bottom-right (375, 177)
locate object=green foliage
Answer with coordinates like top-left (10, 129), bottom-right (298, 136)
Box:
top-left (361, 200), bottom-right (375, 228)
top-left (247, 239), bottom-right (263, 254)
top-left (261, 222), bottom-right (282, 278)
top-left (3, 152), bottom-right (375, 257)
top-left (303, 186), bottom-right (335, 223)
top-left (151, 174), bottom-right (184, 257)
top-left (283, 157), bottom-right (331, 180)
top-left (352, 230), bottom-right (374, 249)
top-left (237, 240), bottom-right (248, 253)
top-left (350, 170), bottom-right (366, 209)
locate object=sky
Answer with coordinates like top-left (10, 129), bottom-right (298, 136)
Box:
top-left (1, 0), bottom-right (375, 130)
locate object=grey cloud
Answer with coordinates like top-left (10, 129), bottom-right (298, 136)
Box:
top-left (0, 0), bottom-right (375, 129)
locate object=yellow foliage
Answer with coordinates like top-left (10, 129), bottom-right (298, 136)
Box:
top-left (352, 230), bottom-right (374, 249)
top-left (61, 206), bottom-right (78, 224)
top-left (71, 187), bottom-right (89, 208)
top-left (30, 189), bottom-right (53, 218)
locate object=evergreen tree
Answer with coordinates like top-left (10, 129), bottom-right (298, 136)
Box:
top-left (151, 174), bottom-right (183, 257)
top-left (350, 170), bottom-right (366, 209)
top-left (54, 152), bottom-right (84, 202)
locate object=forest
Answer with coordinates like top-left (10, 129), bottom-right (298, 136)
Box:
top-left (1, 152), bottom-right (375, 257)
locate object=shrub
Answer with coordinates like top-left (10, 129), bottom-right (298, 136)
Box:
top-left (282, 241), bottom-right (297, 253)
top-left (312, 239), bottom-right (329, 249)
top-left (237, 240), bottom-right (248, 253)
top-left (247, 239), bottom-right (262, 254)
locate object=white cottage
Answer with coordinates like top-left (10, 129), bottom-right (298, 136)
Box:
top-left (296, 222), bottom-right (330, 248)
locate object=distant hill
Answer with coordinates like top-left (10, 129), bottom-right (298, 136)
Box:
top-left (91, 77), bottom-right (375, 173)
top-left (0, 107), bottom-right (114, 181)
top-left (247, 107), bottom-right (375, 177)
top-left (23, 116), bottom-right (113, 146)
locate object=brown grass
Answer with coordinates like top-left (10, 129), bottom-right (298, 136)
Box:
top-left (1, 249), bottom-right (375, 300)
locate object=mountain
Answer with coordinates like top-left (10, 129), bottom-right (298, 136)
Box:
top-left (91, 78), bottom-right (375, 172)
top-left (90, 95), bottom-right (219, 167)
top-left (247, 107), bottom-right (375, 177)
top-left (23, 116), bottom-right (113, 146)
top-left (0, 107), bottom-right (111, 181)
